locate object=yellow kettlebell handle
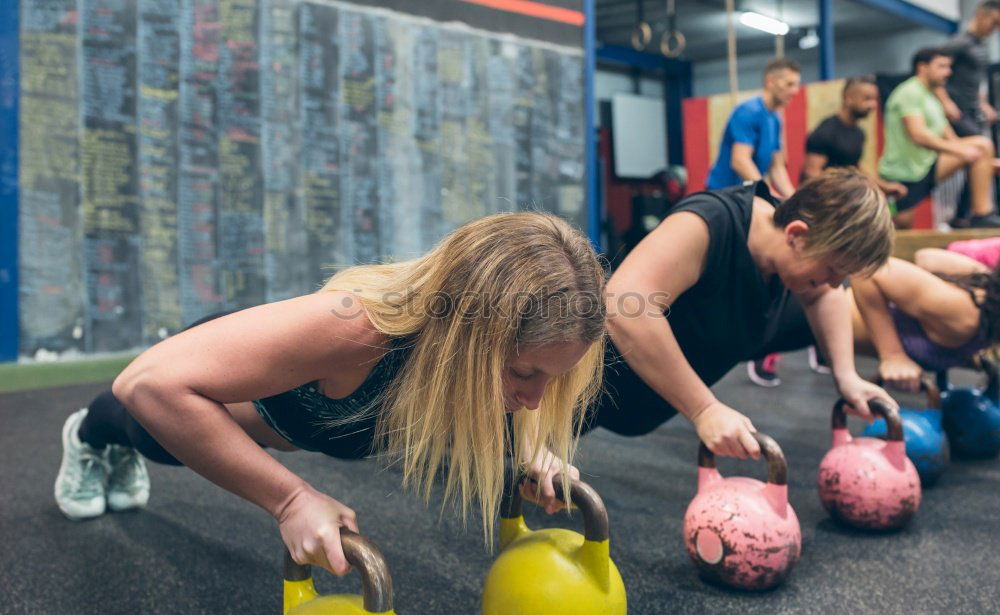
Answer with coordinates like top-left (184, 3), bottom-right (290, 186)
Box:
top-left (283, 529), bottom-right (395, 614)
top-left (499, 472), bottom-right (613, 590)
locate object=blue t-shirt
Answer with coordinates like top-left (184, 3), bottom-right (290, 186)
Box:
top-left (706, 97), bottom-right (783, 190)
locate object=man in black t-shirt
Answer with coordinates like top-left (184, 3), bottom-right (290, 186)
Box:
top-left (802, 76), bottom-right (906, 199)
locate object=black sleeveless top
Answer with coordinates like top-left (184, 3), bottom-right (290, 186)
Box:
top-left (252, 339), bottom-right (412, 459)
top-left (589, 181), bottom-right (811, 437)
top-left (666, 180), bottom-right (791, 386)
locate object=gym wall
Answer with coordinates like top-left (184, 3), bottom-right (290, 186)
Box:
top-left (15, 0), bottom-right (585, 359)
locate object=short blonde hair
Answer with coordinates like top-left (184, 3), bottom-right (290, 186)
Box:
top-left (774, 167), bottom-right (893, 276)
top-left (323, 212), bottom-right (606, 545)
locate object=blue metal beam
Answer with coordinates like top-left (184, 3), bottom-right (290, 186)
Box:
top-left (596, 44), bottom-right (689, 78)
top-left (853, 0), bottom-right (958, 34)
top-left (819, 0), bottom-right (834, 80)
top-left (0, 0), bottom-right (18, 362)
top-left (584, 0), bottom-right (599, 249)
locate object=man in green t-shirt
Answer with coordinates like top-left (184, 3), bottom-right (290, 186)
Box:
top-left (879, 47), bottom-right (1000, 228)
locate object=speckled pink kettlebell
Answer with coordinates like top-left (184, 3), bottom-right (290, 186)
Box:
top-left (817, 399), bottom-right (921, 530)
top-left (683, 433), bottom-right (801, 591)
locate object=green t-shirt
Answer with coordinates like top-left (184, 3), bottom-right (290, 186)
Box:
top-left (878, 76), bottom-right (948, 182)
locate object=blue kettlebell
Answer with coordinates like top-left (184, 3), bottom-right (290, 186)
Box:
top-left (937, 358), bottom-right (1000, 459)
top-left (863, 375), bottom-right (950, 485)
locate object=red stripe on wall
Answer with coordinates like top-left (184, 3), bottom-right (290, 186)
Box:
top-left (683, 97), bottom-right (710, 193)
top-left (784, 88), bottom-right (807, 190)
top-left (458, 0), bottom-right (585, 25)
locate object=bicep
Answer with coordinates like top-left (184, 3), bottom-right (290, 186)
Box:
top-left (607, 212), bottom-right (709, 315)
top-left (119, 292), bottom-right (381, 403)
top-left (731, 143), bottom-right (755, 164)
top-left (901, 114), bottom-right (928, 139)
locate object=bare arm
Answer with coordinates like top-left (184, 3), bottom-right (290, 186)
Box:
top-left (915, 247), bottom-right (991, 275)
top-left (799, 285), bottom-right (898, 411)
top-left (607, 211), bottom-right (760, 458)
top-left (902, 114), bottom-right (968, 157)
top-left (934, 86), bottom-right (962, 122)
top-left (768, 150), bottom-right (796, 198)
top-left (730, 143), bottom-right (764, 182)
top-left (802, 153), bottom-right (828, 181)
top-left (113, 292), bottom-right (382, 573)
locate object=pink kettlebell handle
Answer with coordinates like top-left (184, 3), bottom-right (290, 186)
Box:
top-left (697, 432), bottom-right (788, 485)
top-left (831, 398), bottom-right (903, 441)
top-left (871, 374), bottom-right (941, 409)
top-left (697, 433), bottom-right (789, 513)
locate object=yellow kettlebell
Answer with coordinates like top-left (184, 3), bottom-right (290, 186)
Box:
top-left (481, 473), bottom-right (627, 615)
top-left (283, 529), bottom-right (395, 615)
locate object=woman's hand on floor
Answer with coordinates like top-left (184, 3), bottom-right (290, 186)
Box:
top-left (277, 484), bottom-right (360, 576)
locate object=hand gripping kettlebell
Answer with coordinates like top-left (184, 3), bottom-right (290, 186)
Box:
top-left (938, 357), bottom-right (1000, 459)
top-left (683, 433), bottom-right (801, 590)
top-left (818, 399), bottom-right (921, 530)
top-left (863, 375), bottom-right (950, 485)
top-left (283, 529), bottom-right (395, 614)
top-left (481, 473), bottom-right (627, 615)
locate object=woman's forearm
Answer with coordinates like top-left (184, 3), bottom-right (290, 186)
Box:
top-left (608, 312), bottom-right (716, 421)
top-left (112, 375), bottom-right (310, 519)
top-left (801, 287), bottom-right (858, 380)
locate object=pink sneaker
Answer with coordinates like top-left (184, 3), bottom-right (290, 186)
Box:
top-left (747, 353), bottom-right (782, 387)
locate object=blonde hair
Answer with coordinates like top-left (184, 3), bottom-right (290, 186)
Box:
top-left (774, 167), bottom-right (894, 276)
top-left (323, 212), bottom-right (606, 544)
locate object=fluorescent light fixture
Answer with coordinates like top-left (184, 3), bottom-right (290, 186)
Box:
top-left (739, 11), bottom-right (790, 36)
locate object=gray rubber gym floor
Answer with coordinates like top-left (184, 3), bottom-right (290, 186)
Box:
top-left (2, 351), bottom-right (998, 614)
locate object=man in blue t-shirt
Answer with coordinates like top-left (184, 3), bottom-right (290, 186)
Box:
top-left (707, 58), bottom-right (801, 199)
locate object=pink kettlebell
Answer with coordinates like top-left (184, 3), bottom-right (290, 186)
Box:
top-left (817, 399), bottom-right (921, 530)
top-left (683, 433), bottom-right (801, 591)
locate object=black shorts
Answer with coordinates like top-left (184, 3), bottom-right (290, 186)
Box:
top-left (892, 164), bottom-right (937, 213)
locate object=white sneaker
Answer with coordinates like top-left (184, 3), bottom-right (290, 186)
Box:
top-left (808, 345), bottom-right (832, 375)
top-left (54, 409), bottom-right (107, 520)
top-left (105, 444), bottom-right (150, 511)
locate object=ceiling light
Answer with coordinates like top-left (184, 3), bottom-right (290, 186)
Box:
top-left (799, 28), bottom-right (819, 50)
top-left (739, 11), bottom-right (790, 36)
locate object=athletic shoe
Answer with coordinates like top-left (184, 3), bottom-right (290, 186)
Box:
top-left (105, 444), bottom-right (150, 512)
top-left (54, 409), bottom-right (107, 520)
top-left (969, 214), bottom-right (1000, 228)
top-left (747, 354), bottom-right (782, 387)
top-left (808, 345), bottom-right (832, 375)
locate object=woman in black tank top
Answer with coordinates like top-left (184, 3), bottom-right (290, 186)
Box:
top-left (54, 212), bottom-right (606, 579)
top-left (586, 169), bottom-right (899, 459)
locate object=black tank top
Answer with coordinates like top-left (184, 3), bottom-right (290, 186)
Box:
top-left (252, 338), bottom-right (412, 459)
top-left (666, 180), bottom-right (792, 386)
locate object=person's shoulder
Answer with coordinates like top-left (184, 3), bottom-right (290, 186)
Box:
top-left (733, 97), bottom-right (765, 117)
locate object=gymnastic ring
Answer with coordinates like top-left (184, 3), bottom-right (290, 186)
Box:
top-left (630, 22), bottom-right (653, 51)
top-left (660, 30), bottom-right (686, 58)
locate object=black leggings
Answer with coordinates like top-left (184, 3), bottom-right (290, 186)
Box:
top-left (76, 311), bottom-right (238, 466)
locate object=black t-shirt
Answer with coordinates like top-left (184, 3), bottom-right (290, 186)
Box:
top-left (805, 115), bottom-right (865, 169)
top-left (943, 30), bottom-right (989, 117)
top-left (666, 181), bottom-right (792, 387)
